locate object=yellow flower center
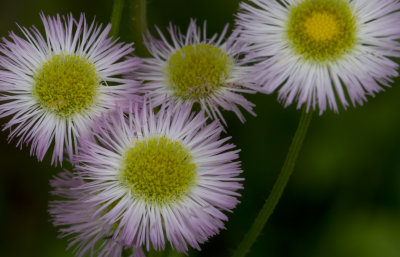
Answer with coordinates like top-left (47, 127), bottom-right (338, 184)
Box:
top-left (287, 0), bottom-right (356, 61)
top-left (33, 54), bottom-right (100, 117)
top-left (304, 12), bottom-right (338, 41)
top-left (165, 44), bottom-right (233, 100)
top-left (121, 137), bottom-right (197, 204)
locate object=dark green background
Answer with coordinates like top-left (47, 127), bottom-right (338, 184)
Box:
top-left (1, 0), bottom-right (400, 256)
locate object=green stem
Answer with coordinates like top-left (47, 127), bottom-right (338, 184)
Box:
top-left (232, 109), bottom-right (313, 257)
top-left (148, 249), bottom-right (165, 257)
top-left (164, 248), bottom-right (186, 257)
top-left (110, 0), bottom-right (125, 38)
top-left (121, 247), bottom-right (133, 257)
top-left (130, 0), bottom-right (148, 56)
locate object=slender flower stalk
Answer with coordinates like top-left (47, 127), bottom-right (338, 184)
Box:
top-left (110, 0), bottom-right (125, 38)
top-left (130, 0), bottom-right (148, 56)
top-left (234, 0), bottom-right (400, 253)
top-left (232, 109), bottom-right (312, 257)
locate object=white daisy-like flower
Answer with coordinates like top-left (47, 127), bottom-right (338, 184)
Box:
top-left (138, 19), bottom-right (257, 124)
top-left (0, 13), bottom-right (141, 165)
top-left (49, 102), bottom-right (243, 255)
top-left (236, 0), bottom-right (400, 113)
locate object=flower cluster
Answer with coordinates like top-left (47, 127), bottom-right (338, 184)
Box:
top-left (0, 12), bottom-right (248, 257)
top-left (0, 0), bottom-right (399, 256)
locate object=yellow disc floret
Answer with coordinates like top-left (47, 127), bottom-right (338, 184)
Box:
top-left (287, 0), bottom-right (356, 61)
top-left (121, 136), bottom-right (197, 205)
top-left (33, 54), bottom-right (100, 117)
top-left (165, 44), bottom-right (233, 100)
top-left (304, 12), bottom-right (338, 41)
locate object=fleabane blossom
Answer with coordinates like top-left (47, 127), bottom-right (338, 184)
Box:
top-left (49, 102), bottom-right (243, 256)
top-left (236, 0), bottom-right (400, 113)
top-left (138, 19), bottom-right (257, 125)
top-left (0, 13), bottom-right (141, 165)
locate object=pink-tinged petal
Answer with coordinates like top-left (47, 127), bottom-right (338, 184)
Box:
top-left (236, 0), bottom-right (400, 114)
top-left (49, 102), bottom-right (243, 256)
top-left (0, 13), bottom-right (142, 166)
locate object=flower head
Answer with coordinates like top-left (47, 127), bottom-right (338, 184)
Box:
top-left (237, 0), bottom-right (400, 113)
top-left (49, 102), bottom-right (243, 255)
top-left (138, 19), bottom-right (257, 124)
top-left (0, 13), bottom-right (141, 165)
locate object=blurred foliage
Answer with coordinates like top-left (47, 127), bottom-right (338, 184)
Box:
top-left (0, 0), bottom-right (399, 257)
